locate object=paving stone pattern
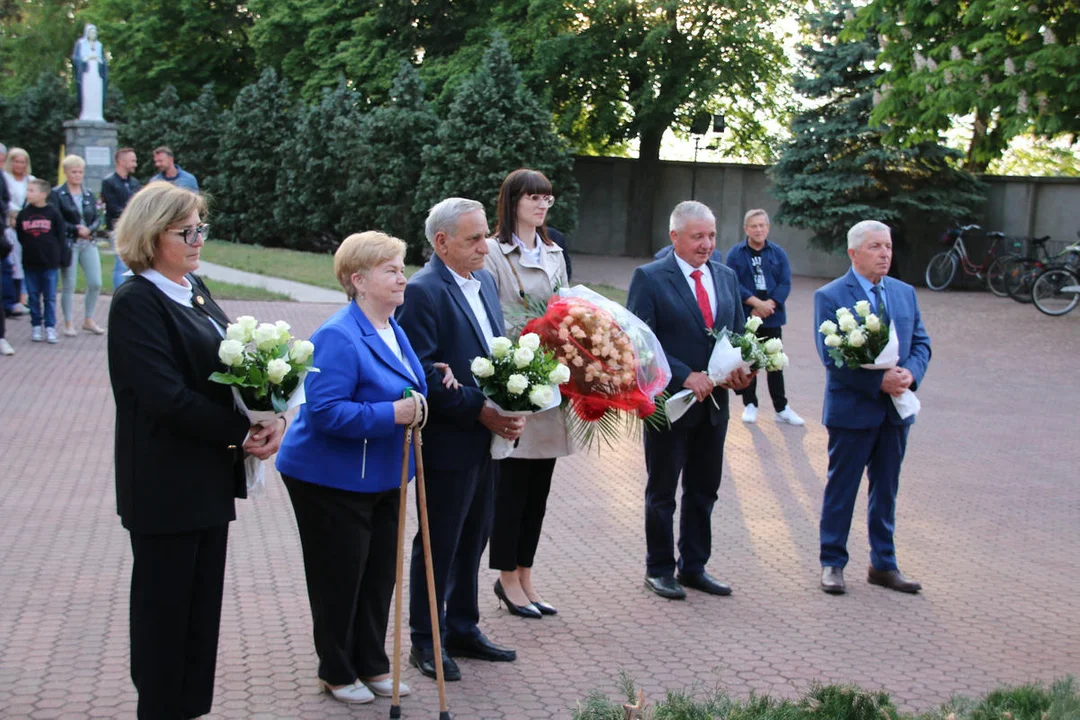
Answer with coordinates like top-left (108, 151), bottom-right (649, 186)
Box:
top-left (0, 278), bottom-right (1077, 719)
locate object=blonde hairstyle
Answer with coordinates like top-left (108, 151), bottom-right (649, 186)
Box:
top-left (334, 231), bottom-right (407, 300)
top-left (115, 182), bottom-right (206, 274)
top-left (4, 147), bottom-right (31, 176)
top-left (62, 154), bottom-right (87, 172)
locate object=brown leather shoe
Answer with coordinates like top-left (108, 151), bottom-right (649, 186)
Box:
top-left (867, 566), bottom-right (921, 593)
top-left (820, 566), bottom-right (845, 594)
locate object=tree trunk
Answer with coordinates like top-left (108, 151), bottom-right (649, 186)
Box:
top-left (626, 125), bottom-right (665, 256)
top-left (965, 110), bottom-right (993, 174)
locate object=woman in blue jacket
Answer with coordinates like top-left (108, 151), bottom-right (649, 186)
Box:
top-left (277, 231), bottom-right (452, 705)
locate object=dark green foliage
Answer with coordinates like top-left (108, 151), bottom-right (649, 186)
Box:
top-left (118, 84), bottom-right (222, 184)
top-left (415, 36), bottom-right (578, 238)
top-left (209, 69), bottom-right (295, 246)
top-left (771, 3), bottom-right (985, 253)
top-left (0, 0), bottom-right (86, 97)
top-left (0, 73), bottom-right (76, 185)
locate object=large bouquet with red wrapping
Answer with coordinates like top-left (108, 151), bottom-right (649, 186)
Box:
top-left (522, 286), bottom-right (671, 447)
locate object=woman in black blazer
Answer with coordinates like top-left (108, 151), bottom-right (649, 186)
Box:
top-left (50, 154), bottom-right (104, 335)
top-left (107, 181), bottom-right (285, 719)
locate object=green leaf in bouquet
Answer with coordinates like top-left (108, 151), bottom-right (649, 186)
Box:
top-left (209, 371), bottom-right (251, 386)
top-left (271, 390), bottom-right (288, 413)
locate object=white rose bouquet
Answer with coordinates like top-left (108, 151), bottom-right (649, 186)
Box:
top-left (819, 304), bottom-right (920, 419)
top-left (471, 332), bottom-right (568, 459)
top-left (209, 315), bottom-right (319, 491)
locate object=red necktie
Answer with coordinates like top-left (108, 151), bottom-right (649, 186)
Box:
top-left (690, 269), bottom-right (713, 329)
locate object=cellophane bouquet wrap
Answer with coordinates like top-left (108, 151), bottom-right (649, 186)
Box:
top-left (819, 302), bottom-right (920, 419)
top-left (522, 285), bottom-right (671, 447)
top-left (664, 315), bottom-right (790, 424)
top-left (209, 316), bottom-right (318, 493)
top-left (471, 332), bottom-right (568, 459)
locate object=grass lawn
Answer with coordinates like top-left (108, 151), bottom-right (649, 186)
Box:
top-left (69, 249), bottom-right (291, 301)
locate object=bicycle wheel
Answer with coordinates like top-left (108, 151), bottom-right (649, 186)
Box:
top-left (1032, 268), bottom-right (1080, 316)
top-left (925, 251), bottom-right (957, 290)
top-left (985, 255), bottom-right (1014, 297)
top-left (1004, 258), bottom-right (1039, 303)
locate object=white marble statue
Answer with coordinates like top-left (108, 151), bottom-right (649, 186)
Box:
top-left (72, 24), bottom-right (107, 122)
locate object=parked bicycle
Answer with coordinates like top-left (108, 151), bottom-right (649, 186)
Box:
top-left (1002, 236), bottom-right (1076, 304)
top-left (925, 225), bottom-right (1018, 294)
top-left (1031, 235), bottom-right (1080, 316)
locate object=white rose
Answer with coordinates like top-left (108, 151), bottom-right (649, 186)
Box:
top-left (848, 328), bottom-right (866, 347)
top-left (513, 346), bottom-right (535, 369)
top-left (275, 320), bottom-right (292, 344)
top-left (289, 339), bottom-right (314, 364)
top-left (506, 374), bottom-right (529, 395)
top-left (818, 320), bottom-right (838, 336)
top-left (528, 384), bottom-right (555, 408)
top-left (253, 323), bottom-right (282, 351)
top-left (490, 337), bottom-right (513, 358)
top-left (836, 307), bottom-right (853, 321)
top-left (266, 357), bottom-right (291, 384)
top-left (518, 333), bottom-right (541, 351)
top-left (865, 314), bottom-right (881, 333)
top-left (745, 316), bottom-right (763, 333)
top-left (235, 315), bottom-right (258, 335)
top-left (218, 339), bottom-right (246, 367)
top-left (854, 300), bottom-right (872, 318)
top-left (471, 356), bottom-right (495, 378)
top-left (838, 314), bottom-right (858, 333)
top-left (225, 322), bottom-right (249, 343)
top-left (766, 352), bottom-right (788, 371)
top-left (824, 333), bottom-right (843, 348)
top-left (763, 338), bottom-right (783, 354)
top-left (548, 363), bottom-right (571, 385)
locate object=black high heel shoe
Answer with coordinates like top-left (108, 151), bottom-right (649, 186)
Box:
top-left (494, 580), bottom-right (542, 618)
top-left (530, 599), bottom-right (558, 616)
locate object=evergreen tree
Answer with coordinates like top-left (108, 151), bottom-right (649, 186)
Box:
top-left (210, 68), bottom-right (295, 246)
top-left (771, 2), bottom-right (985, 260)
top-left (415, 36), bottom-right (578, 241)
top-left (0, 74), bottom-right (76, 185)
top-left (118, 84), bottom-right (222, 183)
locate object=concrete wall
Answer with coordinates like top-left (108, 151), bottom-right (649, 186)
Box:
top-left (570, 156), bottom-right (1080, 282)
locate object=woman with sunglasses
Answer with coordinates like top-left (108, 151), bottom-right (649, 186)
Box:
top-left (483, 168), bottom-right (574, 619)
top-left (107, 182), bottom-right (286, 719)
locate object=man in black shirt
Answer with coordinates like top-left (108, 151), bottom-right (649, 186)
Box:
top-left (101, 147), bottom-right (141, 288)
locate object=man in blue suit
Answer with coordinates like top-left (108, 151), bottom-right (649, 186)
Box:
top-left (813, 220), bottom-right (931, 595)
top-left (396, 198), bottom-right (524, 681)
top-left (628, 201), bottom-right (751, 600)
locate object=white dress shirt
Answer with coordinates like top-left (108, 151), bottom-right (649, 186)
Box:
top-left (673, 253), bottom-right (716, 317)
top-left (448, 266), bottom-right (496, 350)
top-left (375, 325), bottom-right (417, 382)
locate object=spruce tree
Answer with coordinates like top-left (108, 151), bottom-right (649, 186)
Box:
top-left (415, 35), bottom-right (578, 238)
top-left (118, 83), bottom-right (221, 183)
top-left (771, 2), bottom-right (984, 261)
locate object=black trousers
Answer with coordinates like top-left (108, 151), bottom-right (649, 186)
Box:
top-left (643, 413), bottom-right (727, 578)
top-left (742, 325), bottom-right (787, 412)
top-left (129, 525), bottom-right (229, 720)
top-left (489, 458), bottom-right (557, 571)
top-left (283, 475), bottom-right (400, 685)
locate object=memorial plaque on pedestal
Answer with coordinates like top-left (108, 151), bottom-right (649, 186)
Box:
top-left (85, 146), bottom-right (112, 166)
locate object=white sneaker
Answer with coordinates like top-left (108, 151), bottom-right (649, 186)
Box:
top-left (0, 338), bottom-right (13, 355)
top-left (741, 404), bottom-right (758, 423)
top-left (45, 327), bottom-right (59, 344)
top-left (31, 326), bottom-right (43, 342)
top-left (363, 677), bottom-right (411, 697)
top-left (320, 680), bottom-right (375, 704)
top-left (777, 406), bottom-right (805, 426)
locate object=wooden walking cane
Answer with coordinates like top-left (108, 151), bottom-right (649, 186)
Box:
top-left (389, 409), bottom-right (413, 719)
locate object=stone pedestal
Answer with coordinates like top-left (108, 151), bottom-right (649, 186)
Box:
top-left (63, 120), bottom-right (117, 195)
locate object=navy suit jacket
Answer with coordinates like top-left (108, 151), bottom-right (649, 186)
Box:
top-left (276, 301), bottom-right (427, 492)
top-left (396, 254), bottom-right (506, 470)
top-left (627, 252), bottom-right (745, 427)
top-left (813, 269), bottom-right (931, 429)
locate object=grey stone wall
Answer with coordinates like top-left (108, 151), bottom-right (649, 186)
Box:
top-left (62, 120), bottom-right (117, 195)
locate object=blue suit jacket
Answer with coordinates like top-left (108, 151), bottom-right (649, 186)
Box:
top-left (396, 254), bottom-right (506, 470)
top-left (724, 240), bottom-right (792, 328)
top-left (276, 302), bottom-right (427, 492)
top-left (813, 269), bottom-right (931, 429)
top-left (627, 252), bottom-right (745, 427)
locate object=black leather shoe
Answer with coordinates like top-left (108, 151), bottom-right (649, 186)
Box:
top-left (444, 634), bottom-right (516, 662)
top-left (867, 566), bottom-right (921, 594)
top-left (531, 599), bottom-right (558, 616)
top-left (644, 575), bottom-right (686, 600)
top-left (409, 646), bottom-right (461, 681)
top-left (494, 579), bottom-right (542, 618)
top-left (821, 566), bottom-right (846, 594)
top-left (676, 571), bottom-right (732, 596)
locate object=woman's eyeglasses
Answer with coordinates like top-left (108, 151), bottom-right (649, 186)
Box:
top-left (522, 194), bottom-right (556, 209)
top-left (169, 223), bottom-right (210, 245)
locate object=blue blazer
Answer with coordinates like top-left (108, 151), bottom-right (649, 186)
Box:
top-left (276, 302), bottom-right (427, 493)
top-left (813, 269), bottom-right (931, 429)
top-left (627, 252), bottom-right (745, 426)
top-left (396, 254), bottom-right (506, 470)
top-left (724, 240), bottom-right (791, 328)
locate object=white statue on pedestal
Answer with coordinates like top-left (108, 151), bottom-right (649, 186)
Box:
top-left (72, 24), bottom-right (107, 122)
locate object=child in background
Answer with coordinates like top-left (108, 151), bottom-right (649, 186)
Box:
top-left (16, 178), bottom-right (67, 344)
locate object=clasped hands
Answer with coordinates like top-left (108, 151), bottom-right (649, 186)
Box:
top-left (748, 298), bottom-right (777, 319)
top-left (880, 367), bottom-right (914, 398)
top-left (684, 368), bottom-right (752, 403)
top-left (243, 417), bottom-right (286, 460)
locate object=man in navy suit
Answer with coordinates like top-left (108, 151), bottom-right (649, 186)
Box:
top-left (813, 220), bottom-right (931, 595)
top-left (627, 201), bottom-right (751, 600)
top-left (396, 198), bottom-right (524, 681)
